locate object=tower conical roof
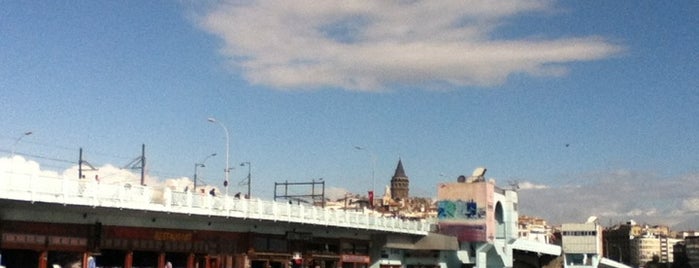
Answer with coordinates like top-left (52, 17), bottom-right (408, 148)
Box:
top-left (393, 159), bottom-right (406, 178)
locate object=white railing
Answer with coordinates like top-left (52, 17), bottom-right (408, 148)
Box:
top-left (0, 170), bottom-right (430, 235)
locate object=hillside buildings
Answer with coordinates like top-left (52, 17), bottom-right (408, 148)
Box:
top-left (602, 221), bottom-right (696, 268)
top-left (518, 216), bottom-right (554, 244)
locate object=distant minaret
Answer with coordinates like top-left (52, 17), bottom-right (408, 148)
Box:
top-left (390, 159), bottom-right (409, 200)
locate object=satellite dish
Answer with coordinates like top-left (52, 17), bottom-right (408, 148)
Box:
top-left (586, 216), bottom-right (598, 224)
top-left (472, 167), bottom-right (487, 177)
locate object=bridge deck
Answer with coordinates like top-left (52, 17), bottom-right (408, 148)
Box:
top-left (0, 170), bottom-right (430, 235)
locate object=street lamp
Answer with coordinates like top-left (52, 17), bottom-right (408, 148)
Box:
top-left (193, 153), bottom-right (216, 192)
top-left (240, 162), bottom-right (251, 198)
top-left (354, 146), bottom-right (376, 200)
top-left (207, 117), bottom-right (230, 196)
top-left (11, 131), bottom-right (33, 157)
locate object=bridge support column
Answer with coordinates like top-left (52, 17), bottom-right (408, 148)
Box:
top-left (124, 250), bottom-right (133, 268)
top-left (158, 252), bottom-right (166, 268)
top-left (38, 250), bottom-right (47, 268)
top-left (187, 253), bottom-right (195, 268)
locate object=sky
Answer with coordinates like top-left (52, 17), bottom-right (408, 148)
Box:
top-left (1, 1), bottom-right (697, 229)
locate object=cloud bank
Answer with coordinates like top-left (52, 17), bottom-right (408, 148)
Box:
top-left (517, 170), bottom-right (699, 230)
top-left (198, 0), bottom-right (622, 91)
top-left (0, 156), bottom-right (215, 193)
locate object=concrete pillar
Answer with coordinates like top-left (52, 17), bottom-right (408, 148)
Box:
top-left (125, 250), bottom-right (133, 268)
top-left (38, 250), bottom-right (47, 268)
top-left (159, 252), bottom-right (166, 268)
top-left (187, 253), bottom-right (195, 268)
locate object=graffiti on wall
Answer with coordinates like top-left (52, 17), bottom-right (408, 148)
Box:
top-left (437, 199), bottom-right (486, 220)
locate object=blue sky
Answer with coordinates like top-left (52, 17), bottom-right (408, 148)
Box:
top-left (1, 1), bottom-right (697, 228)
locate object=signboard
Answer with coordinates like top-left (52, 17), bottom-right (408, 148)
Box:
top-left (436, 182), bottom-right (495, 242)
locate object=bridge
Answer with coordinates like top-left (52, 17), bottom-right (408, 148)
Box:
top-left (0, 170), bottom-right (431, 236)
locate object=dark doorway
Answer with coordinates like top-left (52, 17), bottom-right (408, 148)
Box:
top-left (1, 249), bottom-right (39, 268)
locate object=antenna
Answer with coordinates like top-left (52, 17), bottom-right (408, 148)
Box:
top-left (507, 180), bottom-right (520, 191)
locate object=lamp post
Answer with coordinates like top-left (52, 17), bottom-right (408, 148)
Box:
top-left (11, 131), bottom-right (33, 157)
top-left (354, 146), bottom-right (376, 202)
top-left (207, 117), bottom-right (230, 196)
top-left (193, 153), bottom-right (216, 192)
top-left (240, 162), bottom-right (251, 198)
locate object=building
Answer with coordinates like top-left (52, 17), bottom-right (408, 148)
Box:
top-left (630, 234), bottom-right (660, 266)
top-left (673, 236), bottom-right (699, 268)
top-left (435, 167), bottom-right (560, 267)
top-left (629, 233), bottom-right (682, 267)
top-left (604, 221), bottom-right (643, 265)
top-left (604, 221), bottom-right (683, 268)
top-left (561, 217), bottom-right (604, 266)
top-left (518, 215), bottom-right (554, 244)
top-left (559, 217), bottom-right (630, 268)
top-left (659, 236), bottom-right (682, 264)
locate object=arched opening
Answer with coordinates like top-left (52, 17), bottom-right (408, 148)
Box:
top-left (495, 202), bottom-right (505, 239)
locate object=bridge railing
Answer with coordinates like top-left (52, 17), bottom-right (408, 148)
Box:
top-left (0, 170), bottom-right (430, 234)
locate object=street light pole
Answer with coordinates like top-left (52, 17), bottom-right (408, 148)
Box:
top-left (208, 117), bottom-right (230, 196)
top-left (240, 162), bottom-right (251, 198)
top-left (11, 131), bottom-right (33, 157)
top-left (193, 153), bottom-right (216, 192)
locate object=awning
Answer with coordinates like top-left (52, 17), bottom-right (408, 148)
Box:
top-left (510, 239), bottom-right (561, 256)
top-left (413, 233), bottom-right (459, 250)
top-left (599, 258), bottom-right (632, 268)
top-left (384, 233), bottom-right (458, 251)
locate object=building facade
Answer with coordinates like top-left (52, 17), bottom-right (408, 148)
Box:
top-left (673, 236), bottom-right (699, 268)
top-left (518, 216), bottom-right (553, 244)
top-left (561, 219), bottom-right (603, 266)
top-left (435, 168), bottom-right (560, 268)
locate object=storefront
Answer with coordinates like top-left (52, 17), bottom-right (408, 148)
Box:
top-left (0, 220), bottom-right (246, 268)
top-left (1, 220), bottom-right (375, 268)
top-left (338, 254), bottom-right (370, 268)
top-left (98, 225), bottom-right (243, 268)
top-left (0, 220), bottom-right (92, 268)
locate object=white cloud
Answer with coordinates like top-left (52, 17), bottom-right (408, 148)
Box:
top-left (518, 181), bottom-right (549, 190)
top-left (518, 169), bottom-right (699, 229)
top-left (324, 186), bottom-right (352, 201)
top-left (682, 198), bottom-right (699, 212)
top-left (198, 0), bottom-right (622, 91)
top-left (0, 156), bottom-right (217, 192)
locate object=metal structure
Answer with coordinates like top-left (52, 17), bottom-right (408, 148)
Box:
top-left (273, 179), bottom-right (326, 207)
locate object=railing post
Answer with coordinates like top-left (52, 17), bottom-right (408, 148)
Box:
top-left (164, 187), bottom-right (172, 209)
top-left (299, 204), bottom-right (305, 222)
top-left (186, 191), bottom-right (193, 209)
top-left (30, 173), bottom-right (36, 202)
top-left (272, 201), bottom-right (279, 221)
top-left (61, 176), bottom-right (69, 205)
top-left (242, 198), bottom-right (248, 217)
top-left (258, 199), bottom-right (263, 216)
top-left (224, 195), bottom-right (231, 212)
